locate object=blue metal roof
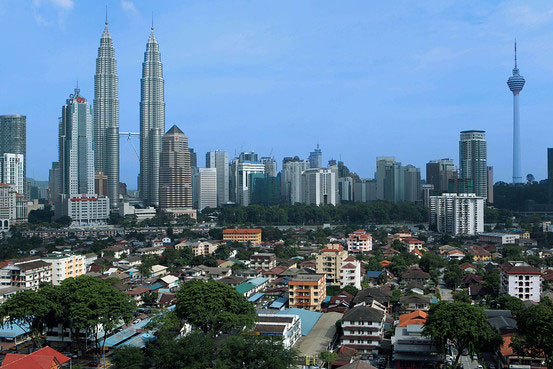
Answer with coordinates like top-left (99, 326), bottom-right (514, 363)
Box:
top-left (277, 308), bottom-right (321, 336)
top-left (366, 270), bottom-right (384, 278)
top-left (119, 332), bottom-right (155, 348)
top-left (146, 282), bottom-right (164, 290)
top-left (104, 318), bottom-right (151, 348)
top-left (0, 323), bottom-right (29, 338)
top-left (269, 296), bottom-right (288, 309)
top-left (323, 296), bottom-right (331, 303)
top-left (248, 293), bottom-right (265, 302)
top-left (247, 277), bottom-right (268, 287)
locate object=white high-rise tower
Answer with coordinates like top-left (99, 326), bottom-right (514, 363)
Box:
top-left (507, 41), bottom-right (525, 184)
top-left (139, 24), bottom-right (165, 206)
top-left (94, 17), bottom-right (120, 207)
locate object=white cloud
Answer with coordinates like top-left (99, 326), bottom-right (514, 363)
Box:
top-left (50, 0), bottom-right (74, 10)
top-left (121, 0), bottom-right (138, 14)
top-left (30, 0), bottom-right (74, 26)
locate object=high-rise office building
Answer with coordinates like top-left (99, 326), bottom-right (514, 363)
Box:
top-left (1, 154), bottom-right (24, 194)
top-left (59, 89), bottom-right (95, 196)
top-left (507, 41), bottom-right (525, 184)
top-left (48, 162), bottom-right (61, 206)
top-left (159, 125), bottom-right (192, 211)
top-left (353, 179), bottom-right (377, 203)
top-left (260, 157), bottom-right (277, 177)
top-left (426, 159), bottom-right (457, 194)
top-left (301, 168), bottom-right (336, 205)
top-left (281, 156), bottom-right (307, 204)
top-left (338, 177), bottom-right (354, 202)
top-left (459, 130), bottom-right (488, 199)
top-left (206, 151), bottom-right (229, 206)
top-left (376, 157), bottom-right (395, 200)
top-left (251, 174), bottom-right (280, 205)
top-left (139, 25), bottom-right (165, 206)
top-left (403, 165), bottom-right (421, 203)
top-left (189, 148), bottom-right (197, 169)
top-left (94, 19), bottom-right (120, 208)
top-left (236, 161), bottom-right (265, 206)
top-left (239, 152), bottom-right (258, 162)
top-left (0, 115), bottom-right (26, 196)
top-left (308, 144), bottom-right (322, 169)
top-left (197, 168), bottom-right (217, 211)
top-left (429, 193), bottom-right (484, 236)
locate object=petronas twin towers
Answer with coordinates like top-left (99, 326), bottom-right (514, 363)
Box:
top-left (94, 20), bottom-right (164, 207)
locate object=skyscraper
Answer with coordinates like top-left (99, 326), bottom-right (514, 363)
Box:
top-left (376, 157), bottom-right (395, 200)
top-left (487, 166), bottom-right (494, 204)
top-left (426, 159), bottom-right (457, 193)
top-left (308, 144), bottom-right (322, 169)
top-left (94, 19), bottom-right (120, 207)
top-left (459, 130), bottom-right (487, 199)
top-left (0, 115), bottom-right (26, 195)
top-left (403, 165), bottom-right (421, 202)
top-left (159, 125), bottom-right (192, 211)
top-left (548, 148), bottom-right (553, 204)
top-left (59, 89), bottom-right (95, 195)
top-left (507, 41), bottom-right (525, 184)
top-left (139, 25), bottom-right (165, 206)
top-left (301, 168), bottom-right (336, 205)
top-left (197, 168), bottom-right (217, 211)
top-left (281, 156), bottom-right (307, 204)
top-left (206, 150), bottom-right (229, 206)
top-left (260, 157), bottom-right (277, 177)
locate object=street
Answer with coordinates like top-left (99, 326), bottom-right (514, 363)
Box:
top-left (459, 354), bottom-right (480, 369)
top-left (438, 274), bottom-right (453, 301)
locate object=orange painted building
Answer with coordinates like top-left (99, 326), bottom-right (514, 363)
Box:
top-left (222, 228), bottom-right (262, 245)
top-left (288, 274), bottom-right (326, 311)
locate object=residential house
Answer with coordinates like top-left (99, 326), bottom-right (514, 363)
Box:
top-left (347, 229), bottom-right (373, 253)
top-left (250, 253), bottom-right (277, 270)
top-left (392, 314), bottom-right (441, 368)
top-left (235, 277), bottom-right (269, 297)
top-left (459, 263), bottom-right (477, 274)
top-left (397, 310), bottom-right (427, 327)
top-left (0, 346), bottom-right (71, 369)
top-left (353, 287), bottom-right (393, 314)
top-left (0, 260), bottom-right (52, 290)
top-left (468, 245), bottom-right (492, 262)
top-left (175, 239), bottom-right (218, 256)
top-left (136, 246), bottom-right (165, 257)
top-left (340, 304), bottom-right (386, 353)
top-left (402, 238), bottom-right (423, 253)
top-left (447, 249), bottom-right (465, 261)
top-left (399, 295), bottom-right (431, 312)
top-left (401, 267), bottom-right (430, 285)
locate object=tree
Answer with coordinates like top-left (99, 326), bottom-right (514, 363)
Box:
top-left (452, 291), bottom-right (472, 303)
top-left (423, 301), bottom-right (502, 367)
top-left (175, 279), bottom-right (256, 335)
top-left (145, 330), bottom-right (215, 369)
top-left (215, 335), bottom-right (298, 369)
top-left (497, 295), bottom-right (524, 316)
top-left (57, 276), bottom-right (136, 352)
top-left (511, 299), bottom-right (553, 366)
top-left (419, 252), bottom-right (445, 273)
top-left (483, 268), bottom-right (501, 298)
top-left (443, 264), bottom-right (464, 289)
top-left (319, 351), bottom-right (338, 369)
top-left (0, 286), bottom-right (58, 348)
top-left (112, 346), bottom-right (144, 369)
top-left (342, 285), bottom-right (358, 297)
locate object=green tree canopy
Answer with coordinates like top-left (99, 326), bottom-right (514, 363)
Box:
top-left (511, 299), bottom-right (553, 366)
top-left (214, 335), bottom-right (298, 369)
top-left (175, 279), bottom-right (256, 335)
top-left (112, 346), bottom-right (144, 369)
top-left (423, 301), bottom-right (502, 367)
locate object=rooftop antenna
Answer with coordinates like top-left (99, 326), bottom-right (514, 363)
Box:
top-left (105, 5), bottom-right (108, 25)
top-left (151, 11), bottom-right (154, 30)
top-left (514, 38), bottom-right (518, 69)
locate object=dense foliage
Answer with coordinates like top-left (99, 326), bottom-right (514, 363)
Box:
top-left (209, 201), bottom-right (427, 225)
top-left (512, 298), bottom-right (553, 366)
top-left (175, 279), bottom-right (256, 335)
top-left (493, 181), bottom-right (548, 211)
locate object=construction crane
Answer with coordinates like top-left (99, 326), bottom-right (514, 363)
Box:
top-left (119, 132), bottom-right (140, 160)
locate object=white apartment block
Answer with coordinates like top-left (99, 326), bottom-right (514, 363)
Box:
top-left (281, 157), bottom-right (307, 204)
top-left (479, 232), bottom-right (520, 244)
top-left (340, 256), bottom-right (362, 290)
top-left (347, 229), bottom-right (373, 252)
top-left (256, 314), bottom-right (302, 349)
top-left (429, 193), bottom-right (484, 236)
top-left (0, 183), bottom-right (27, 231)
top-left (57, 194), bottom-right (110, 226)
top-left (500, 261), bottom-right (541, 302)
top-left (302, 168), bottom-right (336, 206)
top-left (41, 252), bottom-right (86, 285)
top-left (1, 153), bottom-right (24, 195)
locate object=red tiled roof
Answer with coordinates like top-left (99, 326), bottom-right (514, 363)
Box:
top-left (1, 346), bottom-right (70, 369)
top-left (403, 237), bottom-right (422, 244)
top-left (344, 256), bottom-right (356, 262)
top-left (321, 245), bottom-right (345, 252)
top-left (398, 310), bottom-right (427, 327)
top-left (342, 263), bottom-right (357, 269)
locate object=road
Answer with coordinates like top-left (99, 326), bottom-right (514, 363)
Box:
top-left (438, 275), bottom-right (453, 301)
top-left (459, 355), bottom-right (480, 369)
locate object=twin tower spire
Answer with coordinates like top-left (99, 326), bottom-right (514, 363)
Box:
top-left (94, 17), bottom-right (165, 208)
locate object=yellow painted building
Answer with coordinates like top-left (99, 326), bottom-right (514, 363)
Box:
top-left (42, 253), bottom-right (85, 285)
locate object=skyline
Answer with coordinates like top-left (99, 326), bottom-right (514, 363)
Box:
top-left (3, 1), bottom-right (553, 188)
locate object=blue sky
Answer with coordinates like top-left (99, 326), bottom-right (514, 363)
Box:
top-left (2, 0), bottom-right (553, 188)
